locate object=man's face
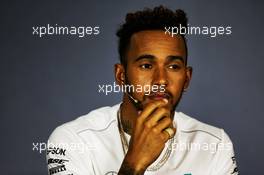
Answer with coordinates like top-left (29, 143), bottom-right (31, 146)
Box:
top-left (122, 30), bottom-right (192, 112)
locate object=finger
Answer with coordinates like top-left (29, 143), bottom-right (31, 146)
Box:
top-left (144, 107), bottom-right (170, 128)
top-left (137, 99), bottom-right (168, 124)
top-left (153, 116), bottom-right (172, 132)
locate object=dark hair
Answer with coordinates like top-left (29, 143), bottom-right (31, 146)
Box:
top-left (116, 5), bottom-right (188, 67)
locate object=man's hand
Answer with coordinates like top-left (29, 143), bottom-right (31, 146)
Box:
top-left (118, 99), bottom-right (176, 175)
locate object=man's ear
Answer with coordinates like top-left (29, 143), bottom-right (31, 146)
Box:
top-left (114, 63), bottom-right (125, 86)
top-left (184, 66), bottom-right (193, 90)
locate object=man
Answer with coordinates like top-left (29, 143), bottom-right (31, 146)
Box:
top-left (46, 6), bottom-right (238, 175)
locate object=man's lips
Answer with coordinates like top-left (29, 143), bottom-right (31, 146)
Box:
top-left (147, 92), bottom-right (170, 100)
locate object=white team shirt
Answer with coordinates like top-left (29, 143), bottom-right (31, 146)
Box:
top-left (46, 103), bottom-right (238, 175)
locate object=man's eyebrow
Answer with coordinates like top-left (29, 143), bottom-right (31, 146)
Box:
top-left (134, 54), bottom-right (156, 62)
top-left (134, 54), bottom-right (185, 63)
top-left (167, 55), bottom-right (184, 63)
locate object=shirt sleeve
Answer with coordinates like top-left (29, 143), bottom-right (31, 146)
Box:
top-left (46, 126), bottom-right (94, 175)
top-left (212, 129), bottom-right (239, 175)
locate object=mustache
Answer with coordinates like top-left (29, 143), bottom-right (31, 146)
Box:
top-left (144, 90), bottom-right (172, 99)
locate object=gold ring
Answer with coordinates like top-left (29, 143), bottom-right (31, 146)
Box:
top-left (164, 127), bottom-right (174, 139)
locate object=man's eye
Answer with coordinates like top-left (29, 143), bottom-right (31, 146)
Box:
top-left (168, 64), bottom-right (180, 70)
top-left (140, 64), bottom-right (152, 69)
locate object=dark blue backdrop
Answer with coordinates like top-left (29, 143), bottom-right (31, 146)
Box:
top-left (1, 0), bottom-right (263, 174)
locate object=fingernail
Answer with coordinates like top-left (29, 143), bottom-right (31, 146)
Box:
top-left (163, 98), bottom-right (168, 104)
top-left (138, 110), bottom-right (142, 115)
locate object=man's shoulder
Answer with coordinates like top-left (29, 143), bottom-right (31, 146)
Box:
top-left (175, 112), bottom-right (224, 141)
top-left (48, 103), bottom-right (120, 140)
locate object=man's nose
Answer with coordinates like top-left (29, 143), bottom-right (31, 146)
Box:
top-left (153, 67), bottom-right (168, 86)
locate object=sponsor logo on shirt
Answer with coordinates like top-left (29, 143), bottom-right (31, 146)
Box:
top-left (47, 147), bottom-right (66, 156)
top-left (231, 156), bottom-right (239, 174)
top-left (49, 164), bottom-right (66, 174)
top-left (48, 158), bottom-right (69, 165)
